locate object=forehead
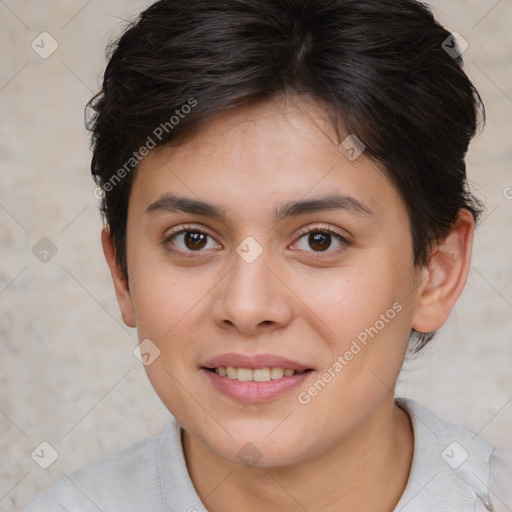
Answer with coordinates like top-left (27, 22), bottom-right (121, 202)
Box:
top-left (130, 95), bottom-right (407, 226)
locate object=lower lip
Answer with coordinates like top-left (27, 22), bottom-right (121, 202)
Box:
top-left (201, 368), bottom-right (314, 403)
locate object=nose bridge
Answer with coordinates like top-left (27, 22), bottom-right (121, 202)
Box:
top-left (229, 238), bottom-right (275, 303)
top-left (212, 237), bottom-right (293, 332)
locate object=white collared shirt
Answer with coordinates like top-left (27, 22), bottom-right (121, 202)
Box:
top-left (22, 398), bottom-right (512, 511)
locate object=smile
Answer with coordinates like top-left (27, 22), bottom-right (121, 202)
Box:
top-left (209, 366), bottom-right (308, 381)
top-left (201, 367), bottom-right (314, 403)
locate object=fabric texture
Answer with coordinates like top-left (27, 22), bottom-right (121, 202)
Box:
top-left (21, 398), bottom-right (512, 511)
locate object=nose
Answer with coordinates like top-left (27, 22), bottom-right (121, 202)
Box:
top-left (211, 245), bottom-right (294, 335)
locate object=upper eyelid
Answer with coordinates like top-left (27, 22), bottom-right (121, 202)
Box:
top-left (292, 228), bottom-right (349, 251)
top-left (165, 223), bottom-right (346, 240)
top-left (295, 224), bottom-right (348, 239)
top-left (164, 225), bottom-right (219, 244)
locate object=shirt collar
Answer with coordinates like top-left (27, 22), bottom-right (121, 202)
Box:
top-left (393, 397), bottom-right (494, 512)
top-left (157, 419), bottom-right (209, 512)
top-left (157, 398), bottom-right (494, 511)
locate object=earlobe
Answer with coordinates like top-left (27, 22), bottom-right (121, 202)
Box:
top-left (411, 210), bottom-right (474, 334)
top-left (101, 227), bottom-right (136, 328)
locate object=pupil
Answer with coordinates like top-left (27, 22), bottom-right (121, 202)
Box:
top-left (185, 232), bottom-right (207, 250)
top-left (310, 232), bottom-right (330, 251)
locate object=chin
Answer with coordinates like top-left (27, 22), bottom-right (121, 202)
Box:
top-left (205, 429), bottom-right (312, 469)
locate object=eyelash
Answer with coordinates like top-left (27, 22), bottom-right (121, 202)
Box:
top-left (163, 223), bottom-right (350, 258)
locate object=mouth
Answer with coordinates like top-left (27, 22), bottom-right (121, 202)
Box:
top-left (200, 354), bottom-right (315, 403)
top-left (200, 356), bottom-right (316, 404)
top-left (202, 366), bottom-right (313, 382)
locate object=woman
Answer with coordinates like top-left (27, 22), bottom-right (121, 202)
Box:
top-left (23, 0), bottom-right (512, 510)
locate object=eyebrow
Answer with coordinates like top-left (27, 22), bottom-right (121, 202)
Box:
top-left (146, 193), bottom-right (374, 221)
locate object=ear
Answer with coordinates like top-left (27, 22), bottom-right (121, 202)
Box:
top-left (101, 227), bottom-right (136, 328)
top-left (412, 209), bottom-right (474, 334)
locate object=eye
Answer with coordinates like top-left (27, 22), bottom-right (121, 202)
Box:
top-left (163, 225), bottom-right (222, 254)
top-left (291, 225), bottom-right (349, 254)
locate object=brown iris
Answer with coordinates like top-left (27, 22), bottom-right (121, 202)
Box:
top-left (308, 232), bottom-right (331, 251)
top-left (184, 232), bottom-right (208, 250)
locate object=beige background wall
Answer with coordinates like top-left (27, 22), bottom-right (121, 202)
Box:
top-left (1, 0), bottom-right (511, 510)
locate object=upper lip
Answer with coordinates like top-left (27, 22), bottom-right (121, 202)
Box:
top-left (202, 353), bottom-right (313, 371)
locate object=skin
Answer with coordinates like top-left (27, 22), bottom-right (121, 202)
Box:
top-left (102, 94), bottom-right (474, 511)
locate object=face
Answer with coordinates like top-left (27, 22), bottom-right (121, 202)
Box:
top-left (118, 95), bottom-right (425, 466)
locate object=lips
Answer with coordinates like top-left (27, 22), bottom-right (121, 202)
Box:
top-left (200, 353), bottom-right (315, 403)
top-left (201, 353), bottom-right (313, 372)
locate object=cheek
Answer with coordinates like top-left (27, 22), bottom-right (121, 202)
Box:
top-left (128, 256), bottom-right (199, 333)
top-left (300, 257), bottom-right (412, 376)
top-left (128, 264), bottom-right (217, 374)
top-left (298, 264), bottom-right (398, 337)
top-left (132, 270), bottom-right (206, 412)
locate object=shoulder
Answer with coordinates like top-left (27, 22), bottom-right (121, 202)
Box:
top-left (488, 449), bottom-right (512, 512)
top-left (394, 398), bottom-right (511, 512)
top-left (21, 427), bottom-right (168, 512)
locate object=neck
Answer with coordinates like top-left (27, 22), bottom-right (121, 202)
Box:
top-left (181, 394), bottom-right (414, 512)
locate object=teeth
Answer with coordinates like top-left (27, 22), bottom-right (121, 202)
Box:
top-left (270, 367), bottom-right (284, 379)
top-left (236, 368), bottom-right (253, 381)
top-left (253, 368), bottom-right (271, 382)
top-left (214, 367), bottom-right (297, 381)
